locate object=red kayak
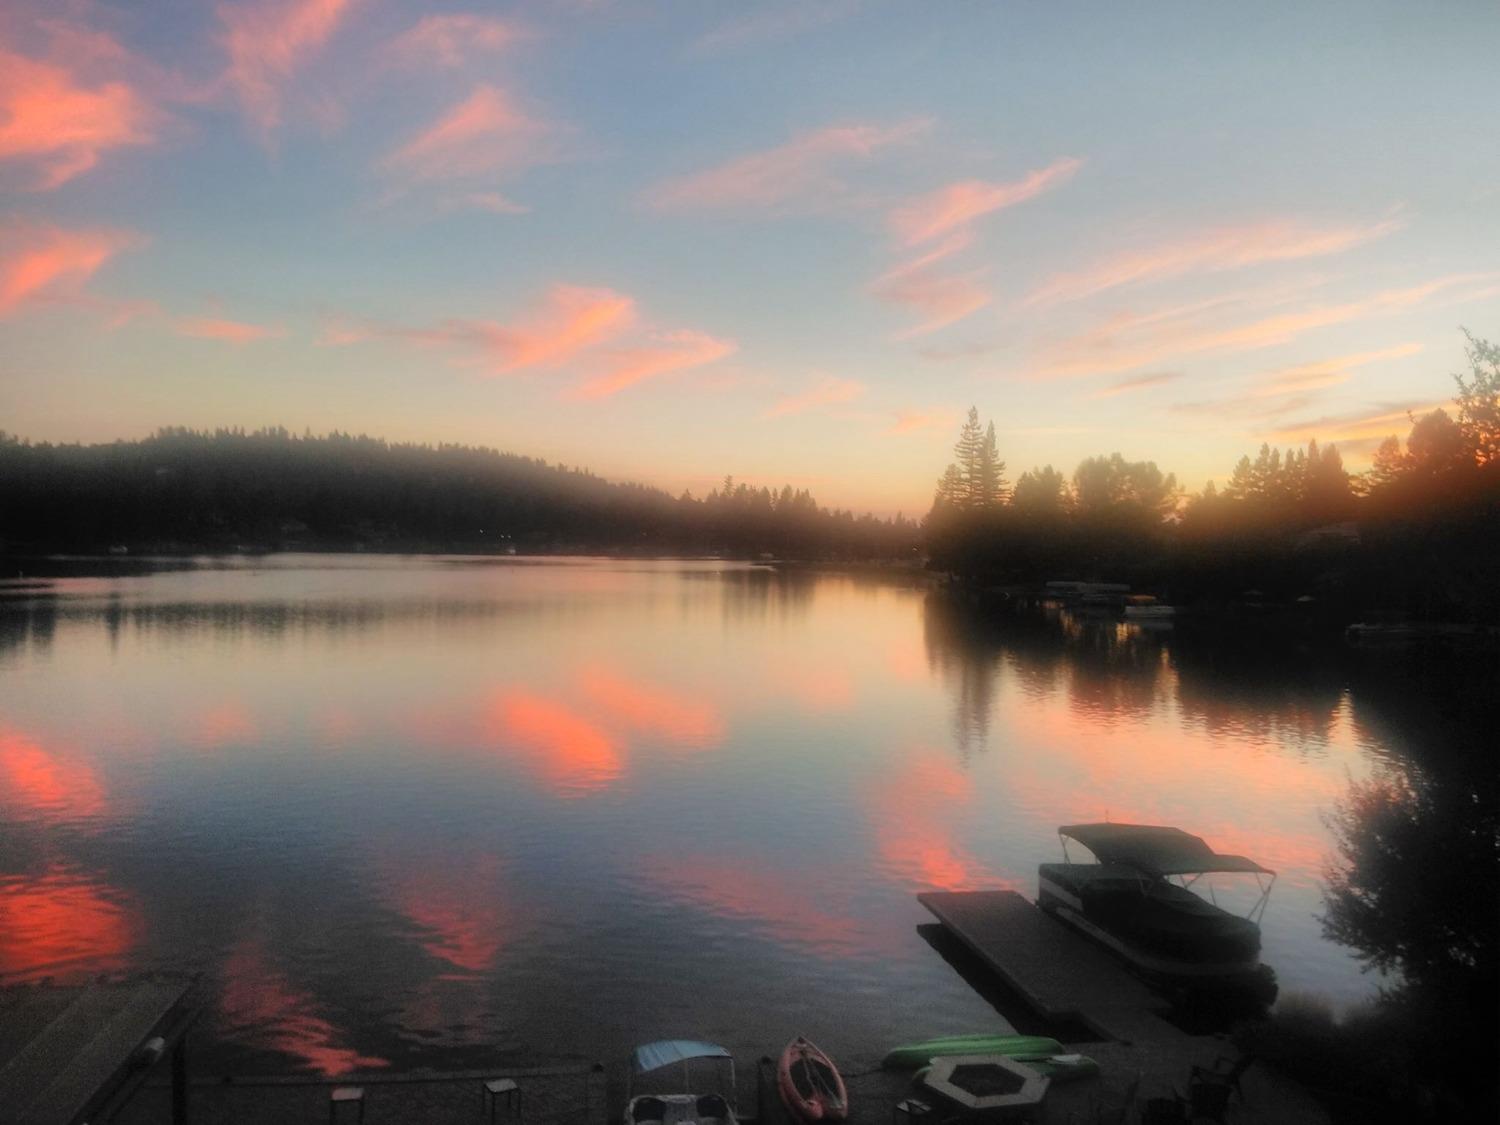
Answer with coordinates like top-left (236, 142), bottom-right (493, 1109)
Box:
top-left (777, 1036), bottom-right (848, 1123)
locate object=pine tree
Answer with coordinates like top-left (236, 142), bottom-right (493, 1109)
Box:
top-left (953, 407), bottom-right (985, 508)
top-left (976, 422), bottom-right (1008, 507)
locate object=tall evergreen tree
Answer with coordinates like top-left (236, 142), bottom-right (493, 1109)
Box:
top-left (953, 406), bottom-right (985, 508)
top-left (975, 422), bottom-right (1008, 507)
top-left (1454, 331), bottom-right (1500, 465)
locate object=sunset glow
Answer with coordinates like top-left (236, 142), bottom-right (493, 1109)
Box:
top-left (0, 3), bottom-right (1491, 510)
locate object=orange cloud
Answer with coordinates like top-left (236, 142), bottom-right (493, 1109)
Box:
top-left (218, 0), bottom-right (356, 136)
top-left (889, 157), bottom-right (1082, 246)
top-left (762, 375), bottom-right (865, 419)
top-left (1252, 342), bottom-right (1422, 398)
top-left (645, 119), bottom-right (929, 211)
top-left (0, 222), bottom-right (139, 315)
top-left (570, 330), bottom-right (736, 399)
top-left (220, 936), bottom-right (389, 1075)
top-left (388, 14), bottom-right (525, 68)
top-left (872, 261), bottom-right (991, 337)
top-left (1090, 371), bottom-right (1182, 398)
top-left (1268, 399), bottom-right (1448, 446)
top-left (577, 667), bottom-right (727, 747)
top-left (485, 690), bottom-right (624, 795)
top-left (0, 34), bottom-right (155, 189)
top-left (0, 727), bottom-right (107, 822)
top-left (383, 84), bottom-right (555, 184)
top-left (866, 753), bottom-right (993, 892)
top-left (1034, 274), bottom-right (1496, 379)
top-left (386, 853), bottom-right (513, 973)
top-left (1025, 217), bottom-right (1401, 307)
top-left (177, 316), bottom-right (281, 343)
top-left (0, 868), bottom-right (136, 977)
top-left (885, 409), bottom-right (954, 435)
top-left (423, 284), bottom-right (636, 373)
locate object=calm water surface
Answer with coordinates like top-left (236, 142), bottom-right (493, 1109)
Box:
top-left (0, 556), bottom-right (1440, 1074)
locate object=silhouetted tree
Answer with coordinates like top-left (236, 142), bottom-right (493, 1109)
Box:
top-left (1012, 465), bottom-right (1070, 514)
top-left (1453, 330), bottom-right (1500, 465)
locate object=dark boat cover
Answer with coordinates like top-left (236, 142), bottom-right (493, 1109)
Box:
top-left (1059, 824), bottom-right (1273, 878)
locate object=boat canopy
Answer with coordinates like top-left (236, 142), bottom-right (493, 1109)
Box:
top-left (1059, 823), bottom-right (1273, 878)
top-left (633, 1041), bottom-right (732, 1076)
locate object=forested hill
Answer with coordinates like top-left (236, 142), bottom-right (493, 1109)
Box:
top-left (0, 428), bottom-right (919, 559)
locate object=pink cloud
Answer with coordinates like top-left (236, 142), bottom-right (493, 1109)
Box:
top-left (1033, 274), bottom-right (1496, 379)
top-left (872, 260), bottom-right (991, 338)
top-left (885, 409), bottom-right (954, 435)
top-left (218, 0), bottom-right (356, 136)
top-left (0, 31), bottom-right (156, 189)
top-left (388, 14), bottom-right (526, 68)
top-left (690, 1), bottom-right (859, 54)
top-left (570, 330), bottom-right (736, 400)
top-left (889, 157), bottom-right (1082, 246)
top-left (762, 375), bottom-right (865, 419)
top-left (1090, 371), bottom-right (1182, 398)
top-left (177, 316), bottom-right (281, 343)
top-left (1269, 400), bottom-right (1448, 446)
top-left (382, 84), bottom-right (556, 184)
top-left (0, 222), bottom-right (139, 315)
top-left (1026, 216), bottom-right (1402, 307)
top-left (417, 284), bottom-right (636, 373)
top-left (1251, 342), bottom-right (1422, 397)
top-left (645, 119), bottom-right (930, 212)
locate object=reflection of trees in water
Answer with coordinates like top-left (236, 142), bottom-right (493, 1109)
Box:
top-left (922, 594), bottom-right (1176, 754)
top-left (1319, 651), bottom-right (1498, 1101)
top-left (1169, 630), bottom-right (1350, 753)
top-left (716, 566), bottom-right (816, 626)
top-left (0, 598), bottom-right (58, 661)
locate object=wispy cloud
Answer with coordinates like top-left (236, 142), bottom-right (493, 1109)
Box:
top-left (387, 14), bottom-right (526, 68)
top-left (1091, 371), bottom-right (1182, 398)
top-left (381, 84), bottom-right (558, 188)
top-left (871, 261), bottom-right (991, 339)
top-left (885, 409), bottom-right (954, 435)
top-left (420, 284), bottom-right (637, 373)
top-left (0, 28), bottom-right (156, 189)
top-left (1252, 342), bottom-right (1422, 397)
top-left (570, 330), bottom-right (737, 400)
top-left (889, 158), bottom-right (1082, 246)
top-left (762, 376), bottom-right (865, 419)
top-left (177, 315), bottom-right (281, 343)
top-left (218, 0), bottom-right (356, 137)
top-left (872, 158), bottom-right (1080, 335)
top-left (690, 1), bottom-right (859, 54)
top-left (1269, 400), bottom-right (1448, 446)
top-left (644, 119), bottom-right (930, 212)
top-left (1025, 216), bottom-right (1402, 307)
top-left (1033, 274), bottom-right (1496, 379)
top-left (0, 222), bottom-right (140, 315)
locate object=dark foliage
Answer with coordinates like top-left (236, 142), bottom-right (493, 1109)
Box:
top-left (0, 427), bottom-right (919, 560)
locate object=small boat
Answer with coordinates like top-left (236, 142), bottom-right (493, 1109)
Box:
top-left (881, 1035), bottom-right (1064, 1070)
top-left (1124, 603), bottom-right (1176, 619)
top-left (624, 1041), bottom-right (737, 1125)
top-left (776, 1036), bottom-right (847, 1122)
top-left (1038, 823), bottom-right (1278, 1005)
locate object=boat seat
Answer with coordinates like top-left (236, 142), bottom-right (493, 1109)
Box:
top-left (632, 1097), bottom-right (667, 1123)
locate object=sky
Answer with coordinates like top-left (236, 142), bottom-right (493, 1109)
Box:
top-left (1, 0), bottom-right (1497, 516)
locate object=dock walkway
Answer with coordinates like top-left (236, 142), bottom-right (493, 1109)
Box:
top-left (918, 890), bottom-right (1178, 1044)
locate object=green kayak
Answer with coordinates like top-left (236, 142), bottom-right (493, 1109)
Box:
top-left (912, 1053), bottom-right (1099, 1086)
top-left (880, 1035), bottom-right (1065, 1070)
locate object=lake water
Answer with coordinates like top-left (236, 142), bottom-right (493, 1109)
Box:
top-left (0, 555), bottom-right (1454, 1075)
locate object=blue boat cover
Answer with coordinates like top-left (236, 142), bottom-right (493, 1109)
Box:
top-left (633, 1040), bottom-right (732, 1075)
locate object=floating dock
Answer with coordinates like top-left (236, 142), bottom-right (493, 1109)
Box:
top-left (918, 890), bottom-right (1181, 1044)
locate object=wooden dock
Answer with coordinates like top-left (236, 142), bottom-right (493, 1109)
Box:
top-left (918, 890), bottom-right (1181, 1044)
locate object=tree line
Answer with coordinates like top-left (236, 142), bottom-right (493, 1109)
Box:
top-left (0, 427), bottom-right (919, 560)
top-left (927, 331), bottom-right (1500, 622)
